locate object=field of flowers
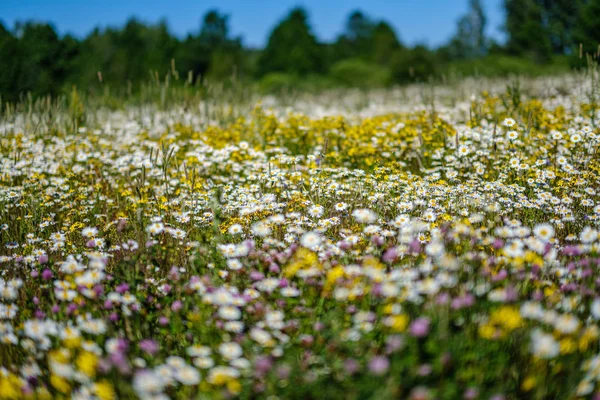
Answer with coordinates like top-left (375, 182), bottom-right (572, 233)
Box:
top-left (1, 74), bottom-right (600, 399)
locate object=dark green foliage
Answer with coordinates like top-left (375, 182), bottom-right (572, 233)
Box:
top-left (0, 23), bottom-right (22, 102)
top-left (538, 0), bottom-right (584, 54)
top-left (70, 19), bottom-right (179, 94)
top-left (504, 0), bottom-right (552, 62)
top-left (330, 58), bottom-right (391, 87)
top-left (332, 11), bottom-right (402, 65)
top-left (445, 0), bottom-right (487, 59)
top-left (390, 45), bottom-right (437, 83)
top-left (573, 0), bottom-right (600, 62)
top-left (0, 0), bottom-right (597, 101)
top-left (177, 10), bottom-right (245, 83)
top-left (258, 8), bottom-right (324, 76)
top-left (446, 54), bottom-right (571, 77)
top-left (0, 22), bottom-right (76, 100)
top-left (371, 22), bottom-right (403, 65)
top-left (258, 73), bottom-right (298, 93)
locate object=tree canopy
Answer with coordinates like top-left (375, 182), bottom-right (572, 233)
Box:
top-left (0, 1), bottom-right (599, 101)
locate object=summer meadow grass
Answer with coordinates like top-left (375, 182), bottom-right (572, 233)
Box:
top-left (0, 70), bottom-right (600, 399)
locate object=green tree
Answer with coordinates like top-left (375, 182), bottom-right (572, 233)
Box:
top-left (0, 23), bottom-right (22, 101)
top-left (12, 22), bottom-right (78, 98)
top-left (537, 0), bottom-right (584, 55)
top-left (177, 10), bottom-right (243, 82)
top-left (504, 0), bottom-right (552, 62)
top-left (371, 22), bottom-right (403, 65)
top-left (448, 0), bottom-right (488, 59)
top-left (199, 10), bottom-right (229, 47)
top-left (331, 11), bottom-right (401, 68)
top-left (390, 45), bottom-right (437, 83)
top-left (72, 18), bottom-right (178, 90)
top-left (258, 7), bottom-right (324, 76)
top-left (343, 11), bottom-right (375, 59)
top-left (573, 0), bottom-right (600, 60)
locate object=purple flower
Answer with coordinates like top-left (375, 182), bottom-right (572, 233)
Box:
top-left (116, 283), bottom-right (129, 294)
top-left (368, 356), bottom-right (390, 375)
top-left (255, 357), bottom-right (273, 375)
top-left (38, 254), bottom-right (48, 264)
top-left (343, 358), bottom-right (360, 375)
top-left (491, 269), bottom-right (507, 282)
top-left (171, 300), bottom-right (183, 312)
top-left (464, 388), bottom-right (478, 399)
top-left (339, 241), bottom-right (351, 250)
top-left (386, 335), bottom-right (404, 353)
top-left (139, 339), bottom-right (159, 355)
top-left (382, 247), bottom-right (398, 263)
top-left (504, 286), bottom-right (518, 302)
top-left (299, 334), bottom-right (314, 347)
top-left (276, 364), bottom-right (291, 379)
top-left (409, 387), bottom-right (431, 400)
top-left (408, 239), bottom-right (421, 254)
top-left (116, 339), bottom-right (129, 352)
top-left (269, 263), bottom-right (280, 273)
top-left (417, 364), bottom-right (432, 376)
top-left (93, 285), bottom-right (104, 296)
top-left (462, 293), bottom-right (475, 307)
top-left (435, 292), bottom-right (449, 305)
top-left (371, 235), bottom-right (385, 246)
top-left (41, 269), bottom-right (53, 280)
top-left (409, 317), bottom-right (431, 338)
top-left (563, 245), bottom-right (582, 256)
top-left (117, 218), bottom-right (127, 232)
top-left (109, 351), bottom-right (130, 374)
top-left (249, 271), bottom-right (265, 281)
top-left (169, 266), bottom-right (180, 281)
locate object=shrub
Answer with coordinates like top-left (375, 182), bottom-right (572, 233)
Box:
top-left (329, 58), bottom-right (391, 88)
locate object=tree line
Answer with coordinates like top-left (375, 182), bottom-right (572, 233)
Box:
top-left (1, 0), bottom-right (599, 101)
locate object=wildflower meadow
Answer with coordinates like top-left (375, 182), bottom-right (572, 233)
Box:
top-left (1, 73), bottom-right (600, 399)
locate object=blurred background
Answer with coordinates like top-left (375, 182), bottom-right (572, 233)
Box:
top-left (0, 0), bottom-right (599, 101)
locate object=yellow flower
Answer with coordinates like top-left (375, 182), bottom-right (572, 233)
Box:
top-left (49, 349), bottom-right (71, 364)
top-left (387, 314), bottom-right (409, 332)
top-left (284, 248), bottom-right (320, 278)
top-left (490, 306), bottom-right (523, 331)
top-left (226, 380), bottom-right (242, 394)
top-left (559, 338), bottom-right (576, 354)
top-left (93, 381), bottom-right (116, 400)
top-left (209, 372), bottom-right (229, 386)
top-left (50, 375), bottom-right (71, 394)
top-left (478, 322), bottom-right (501, 340)
top-left (34, 387), bottom-right (52, 400)
top-left (76, 351), bottom-right (98, 377)
top-left (63, 335), bottom-right (81, 349)
top-left (0, 373), bottom-right (22, 399)
top-left (579, 326), bottom-right (599, 351)
top-left (521, 375), bottom-right (537, 391)
top-left (325, 266), bottom-right (345, 290)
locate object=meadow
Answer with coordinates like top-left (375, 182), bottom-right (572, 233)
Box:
top-left (1, 71), bottom-right (600, 399)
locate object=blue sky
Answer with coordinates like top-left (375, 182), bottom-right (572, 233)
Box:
top-left (0, 0), bottom-right (505, 48)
